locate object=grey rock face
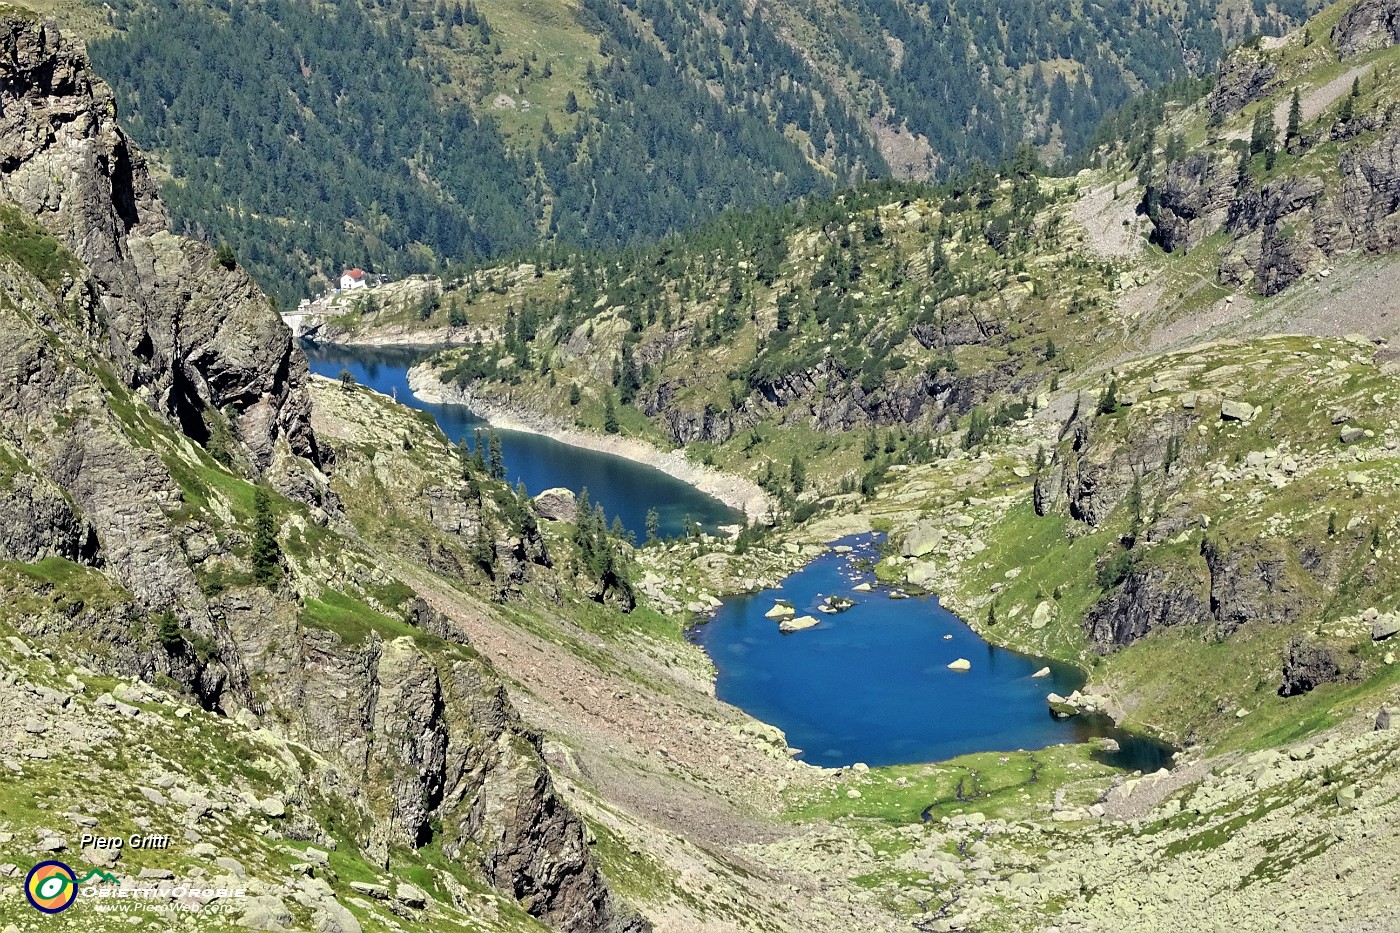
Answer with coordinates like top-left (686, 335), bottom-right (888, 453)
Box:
top-left (1206, 47), bottom-right (1278, 117)
top-left (1333, 0), bottom-right (1400, 56)
top-left (1280, 636), bottom-right (1345, 697)
top-left (1153, 153), bottom-right (1236, 253)
top-left (1084, 562), bottom-right (1210, 650)
top-left (0, 464), bottom-right (97, 562)
top-left (0, 14), bottom-right (321, 476)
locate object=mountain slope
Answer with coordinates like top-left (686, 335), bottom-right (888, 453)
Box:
top-left (332, 0), bottom-right (1400, 764)
top-left (0, 14), bottom-right (648, 931)
top-left (25, 0), bottom-right (1319, 302)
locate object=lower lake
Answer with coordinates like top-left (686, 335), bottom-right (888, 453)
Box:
top-left (691, 534), bottom-right (1174, 771)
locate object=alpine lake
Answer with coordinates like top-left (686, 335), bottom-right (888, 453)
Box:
top-left (307, 343), bottom-right (1174, 772)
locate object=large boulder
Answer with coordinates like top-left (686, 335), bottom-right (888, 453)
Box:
top-left (1279, 636), bottom-right (1344, 697)
top-left (532, 487), bottom-right (578, 522)
top-left (905, 561), bottom-right (938, 588)
top-left (778, 615), bottom-right (820, 633)
top-left (1373, 614), bottom-right (1400, 641)
top-left (900, 520), bottom-right (943, 558)
top-left (1220, 399), bottom-right (1256, 422)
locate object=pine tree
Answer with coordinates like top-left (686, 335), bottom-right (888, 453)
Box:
top-left (790, 455), bottom-right (806, 494)
top-left (488, 432), bottom-right (505, 480)
top-left (1126, 474), bottom-right (1144, 542)
top-left (603, 395), bottom-right (620, 434)
top-left (1097, 379), bottom-right (1119, 415)
top-left (1286, 87), bottom-right (1302, 140)
top-left (862, 427), bottom-right (879, 460)
top-left (251, 486), bottom-right (281, 585)
top-left (644, 508), bottom-right (660, 544)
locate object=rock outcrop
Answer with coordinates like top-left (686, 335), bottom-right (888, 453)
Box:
top-left (1151, 153), bottom-right (1236, 253)
top-left (1206, 45), bottom-right (1278, 117)
top-left (0, 11), bottom-right (321, 474)
top-left (1084, 561), bottom-right (1210, 650)
top-left (1333, 0), bottom-right (1400, 56)
top-left (1148, 25), bottom-right (1400, 294)
top-left (0, 16), bottom-right (646, 933)
top-left (1279, 636), bottom-right (1345, 696)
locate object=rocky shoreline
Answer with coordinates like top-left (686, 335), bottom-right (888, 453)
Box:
top-left (407, 365), bottom-right (774, 519)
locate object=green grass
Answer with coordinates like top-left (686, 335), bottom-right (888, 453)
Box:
top-left (301, 589), bottom-right (410, 646)
top-left (784, 744), bottom-right (1121, 827)
top-left (0, 203), bottom-right (82, 291)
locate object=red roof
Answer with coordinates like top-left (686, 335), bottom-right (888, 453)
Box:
top-left (343, 268), bottom-right (365, 279)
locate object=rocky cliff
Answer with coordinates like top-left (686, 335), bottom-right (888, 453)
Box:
top-left (0, 13), bottom-right (644, 933)
top-left (1149, 8), bottom-right (1400, 294)
top-left (1333, 0), bottom-right (1400, 55)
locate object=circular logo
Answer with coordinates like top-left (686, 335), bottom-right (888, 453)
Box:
top-left (26, 860), bottom-right (79, 914)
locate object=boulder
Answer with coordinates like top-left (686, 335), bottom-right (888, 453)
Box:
top-left (1031, 666), bottom-right (1051, 679)
top-left (1220, 399), bottom-right (1255, 422)
top-left (905, 561), bottom-right (937, 587)
top-left (349, 882), bottom-right (390, 900)
top-left (900, 521), bottom-right (942, 558)
top-left (1377, 707), bottom-right (1393, 731)
top-left (1279, 636), bottom-right (1343, 697)
top-left (532, 488), bottom-right (579, 522)
top-left (1031, 601), bottom-right (1055, 630)
top-left (764, 603), bottom-right (796, 620)
top-left (737, 720), bottom-right (787, 748)
top-left (241, 895), bottom-right (294, 931)
top-left (779, 615), bottom-right (820, 633)
top-left (1373, 615), bottom-right (1400, 641)
top-left (1340, 427), bottom-right (1366, 444)
top-left (946, 658), bottom-right (971, 671)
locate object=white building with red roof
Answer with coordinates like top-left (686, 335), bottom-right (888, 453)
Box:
top-left (339, 268), bottom-right (367, 291)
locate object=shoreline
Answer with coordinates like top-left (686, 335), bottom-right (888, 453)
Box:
top-left (407, 365), bottom-right (774, 519)
top-left (305, 330), bottom-right (477, 349)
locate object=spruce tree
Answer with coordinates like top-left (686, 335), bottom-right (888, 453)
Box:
top-left (251, 486), bottom-right (281, 585)
top-left (604, 395), bottom-right (620, 434)
top-left (1097, 379), bottom-right (1119, 415)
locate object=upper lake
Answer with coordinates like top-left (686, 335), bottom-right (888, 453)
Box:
top-left (303, 343), bottom-right (743, 539)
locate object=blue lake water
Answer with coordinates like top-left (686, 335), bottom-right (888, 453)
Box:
top-left (303, 344), bottom-right (1171, 771)
top-left (691, 534), bottom-right (1174, 770)
top-left (302, 343), bottom-right (742, 539)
